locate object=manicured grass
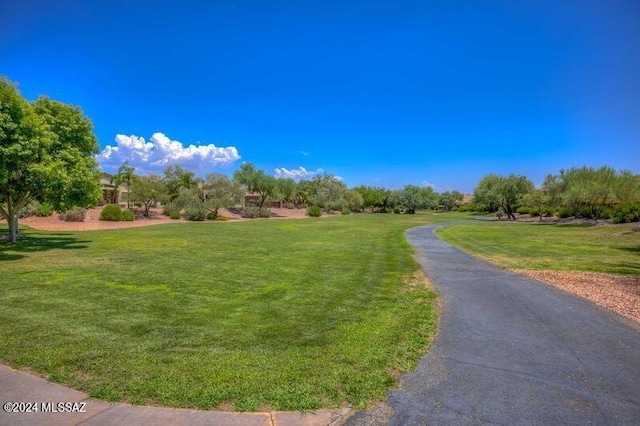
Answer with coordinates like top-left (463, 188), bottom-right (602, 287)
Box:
top-left (0, 212), bottom-right (469, 411)
top-left (437, 221), bottom-right (640, 276)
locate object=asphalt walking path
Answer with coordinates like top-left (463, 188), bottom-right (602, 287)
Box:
top-left (349, 222), bottom-right (640, 425)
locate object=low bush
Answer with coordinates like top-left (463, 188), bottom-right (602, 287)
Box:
top-left (557, 207), bottom-right (574, 219)
top-left (184, 204), bottom-right (206, 221)
top-left (35, 203), bottom-right (54, 217)
top-left (258, 208), bottom-right (272, 218)
top-left (307, 205), bottom-right (322, 217)
top-left (341, 207), bottom-right (350, 215)
top-left (60, 208), bottom-right (86, 222)
top-left (215, 215), bottom-right (230, 221)
top-left (206, 211), bottom-right (217, 221)
top-left (457, 205), bottom-right (471, 212)
top-left (516, 206), bottom-right (531, 215)
top-left (121, 210), bottom-right (135, 221)
top-left (242, 206), bottom-right (259, 218)
top-left (612, 203), bottom-right (640, 224)
top-left (393, 207), bottom-right (402, 214)
top-left (169, 211), bottom-right (182, 220)
top-left (163, 202), bottom-right (178, 216)
top-left (100, 204), bottom-right (123, 221)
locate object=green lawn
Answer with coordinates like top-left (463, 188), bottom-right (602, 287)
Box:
top-left (437, 221), bottom-right (640, 276)
top-left (0, 212), bottom-right (468, 411)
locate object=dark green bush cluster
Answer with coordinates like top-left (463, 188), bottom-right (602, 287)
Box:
top-left (184, 203), bottom-right (206, 221)
top-left (612, 203), bottom-right (640, 224)
top-left (341, 207), bottom-right (350, 215)
top-left (60, 208), bottom-right (86, 222)
top-left (99, 204), bottom-right (135, 221)
top-left (35, 203), bottom-right (54, 217)
top-left (100, 204), bottom-right (124, 221)
top-left (307, 205), bottom-right (322, 217)
top-left (393, 207), bottom-right (402, 214)
top-left (169, 211), bottom-right (181, 220)
top-left (557, 207), bottom-right (574, 218)
top-left (206, 211), bottom-right (217, 221)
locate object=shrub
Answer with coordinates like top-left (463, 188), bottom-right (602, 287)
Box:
top-left (215, 215), bottom-right (229, 221)
top-left (206, 211), bottom-right (217, 221)
top-left (100, 204), bottom-right (123, 221)
top-left (307, 205), bottom-right (322, 217)
top-left (163, 201), bottom-right (177, 216)
top-left (60, 207), bottom-right (86, 222)
top-left (35, 203), bottom-right (54, 217)
top-left (258, 208), bottom-right (272, 218)
top-left (557, 207), bottom-right (573, 219)
top-left (516, 206), bottom-right (531, 215)
top-left (393, 207), bottom-right (402, 214)
top-left (612, 203), bottom-right (640, 224)
top-left (242, 206), bottom-right (259, 218)
top-left (184, 203), bottom-right (206, 221)
top-left (121, 210), bottom-right (135, 221)
top-left (169, 211), bottom-right (181, 220)
top-left (341, 207), bottom-right (350, 215)
top-left (457, 205), bottom-right (471, 212)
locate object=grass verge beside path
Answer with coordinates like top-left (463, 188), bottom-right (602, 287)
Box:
top-left (0, 212), bottom-right (468, 411)
top-left (437, 221), bottom-right (640, 277)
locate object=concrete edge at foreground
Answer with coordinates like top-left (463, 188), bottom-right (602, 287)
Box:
top-left (0, 364), bottom-right (352, 426)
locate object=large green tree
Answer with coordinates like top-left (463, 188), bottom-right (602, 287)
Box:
top-left (543, 166), bottom-right (639, 221)
top-left (130, 174), bottom-right (167, 217)
top-left (233, 162), bottom-right (276, 208)
top-left (473, 174), bottom-right (533, 220)
top-left (0, 79), bottom-right (101, 243)
top-left (202, 173), bottom-right (244, 219)
top-left (399, 185), bottom-right (438, 214)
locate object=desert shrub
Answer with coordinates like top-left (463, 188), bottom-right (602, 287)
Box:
top-left (393, 207), bottom-right (402, 214)
top-left (100, 204), bottom-right (123, 221)
top-left (258, 207), bottom-right (272, 218)
top-left (35, 203), bottom-right (54, 217)
top-left (215, 215), bottom-right (229, 221)
top-left (242, 206), bottom-right (259, 218)
top-left (60, 207), bottom-right (86, 222)
top-left (17, 201), bottom-right (39, 218)
top-left (184, 203), bottom-right (206, 221)
top-left (169, 211), bottom-right (181, 220)
top-left (578, 206), bottom-right (593, 219)
top-left (206, 211), bottom-right (217, 221)
top-left (612, 203), bottom-right (640, 224)
top-left (163, 201), bottom-right (178, 216)
top-left (516, 206), bottom-right (531, 215)
top-left (341, 207), bottom-right (350, 215)
top-left (557, 207), bottom-right (573, 219)
top-left (457, 205), bottom-right (471, 212)
top-left (307, 205), bottom-right (322, 217)
top-left (121, 210), bottom-right (135, 221)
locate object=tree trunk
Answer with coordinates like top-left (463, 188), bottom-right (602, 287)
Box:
top-left (7, 213), bottom-right (20, 244)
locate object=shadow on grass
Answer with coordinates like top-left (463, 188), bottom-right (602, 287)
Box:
top-left (618, 246), bottom-right (640, 253)
top-left (0, 229), bottom-right (89, 261)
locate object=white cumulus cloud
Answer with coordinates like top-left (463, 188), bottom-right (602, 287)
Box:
top-left (97, 132), bottom-right (241, 175)
top-left (274, 166), bottom-right (324, 181)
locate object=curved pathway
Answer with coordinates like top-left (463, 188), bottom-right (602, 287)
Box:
top-left (349, 222), bottom-right (640, 425)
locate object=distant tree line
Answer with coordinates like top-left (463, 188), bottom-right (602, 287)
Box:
top-left (472, 166), bottom-right (640, 223)
top-left (4, 76), bottom-right (639, 245)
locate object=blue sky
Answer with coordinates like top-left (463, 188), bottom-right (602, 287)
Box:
top-left (2, 0), bottom-right (638, 193)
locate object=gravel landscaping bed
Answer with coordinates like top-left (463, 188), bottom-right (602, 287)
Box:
top-left (512, 269), bottom-right (640, 323)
